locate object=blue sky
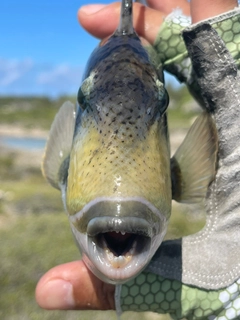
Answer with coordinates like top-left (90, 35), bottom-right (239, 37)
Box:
top-left (1, 1), bottom-right (239, 98)
top-left (0, 0), bottom-right (111, 97)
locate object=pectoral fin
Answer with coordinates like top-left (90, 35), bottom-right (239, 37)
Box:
top-left (171, 112), bottom-right (218, 203)
top-left (42, 101), bottom-right (76, 190)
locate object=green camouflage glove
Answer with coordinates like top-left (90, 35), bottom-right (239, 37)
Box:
top-left (121, 273), bottom-right (240, 319)
top-left (154, 7), bottom-right (240, 105)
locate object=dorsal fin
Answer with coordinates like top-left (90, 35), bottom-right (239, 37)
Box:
top-left (115, 0), bottom-right (134, 36)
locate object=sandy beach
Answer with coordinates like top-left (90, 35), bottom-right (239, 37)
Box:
top-left (0, 123), bottom-right (187, 156)
top-left (0, 124), bottom-right (48, 139)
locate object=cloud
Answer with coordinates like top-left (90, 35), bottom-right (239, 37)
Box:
top-left (36, 63), bottom-right (83, 96)
top-left (37, 64), bottom-right (80, 84)
top-left (36, 63), bottom-right (83, 97)
top-left (0, 58), bottom-right (33, 86)
top-left (0, 58), bottom-right (84, 97)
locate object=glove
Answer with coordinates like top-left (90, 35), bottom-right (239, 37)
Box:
top-left (154, 7), bottom-right (240, 106)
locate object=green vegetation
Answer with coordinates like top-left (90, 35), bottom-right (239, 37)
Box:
top-left (0, 96), bottom-right (75, 130)
top-left (167, 84), bottom-right (201, 129)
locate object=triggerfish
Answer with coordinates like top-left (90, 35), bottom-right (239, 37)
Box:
top-left (42, 0), bottom-right (217, 284)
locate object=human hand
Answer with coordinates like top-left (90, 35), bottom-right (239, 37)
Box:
top-left (78, 0), bottom-right (237, 44)
top-left (36, 0), bottom-right (238, 313)
top-left (78, 0), bottom-right (190, 44)
top-left (36, 260), bottom-right (115, 310)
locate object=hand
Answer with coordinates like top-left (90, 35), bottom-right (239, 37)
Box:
top-left (36, 260), bottom-right (115, 309)
top-left (78, 0), bottom-right (190, 44)
top-left (78, 0), bottom-right (237, 44)
top-left (36, 0), bottom-right (238, 311)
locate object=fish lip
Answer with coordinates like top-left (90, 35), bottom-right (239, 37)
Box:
top-left (69, 196), bottom-right (164, 235)
top-left (87, 217), bottom-right (153, 237)
top-left (69, 197), bottom-right (168, 284)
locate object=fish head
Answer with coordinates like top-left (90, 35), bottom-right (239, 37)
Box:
top-left (64, 20), bottom-right (171, 284)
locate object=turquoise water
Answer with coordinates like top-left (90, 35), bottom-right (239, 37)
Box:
top-left (0, 135), bottom-right (46, 151)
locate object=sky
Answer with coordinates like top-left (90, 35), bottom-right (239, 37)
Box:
top-left (0, 0), bottom-right (111, 97)
top-left (1, 1), bottom-right (239, 98)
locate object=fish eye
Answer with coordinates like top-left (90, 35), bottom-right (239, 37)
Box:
top-left (77, 75), bottom-right (94, 110)
top-left (159, 89), bottom-right (169, 114)
top-left (77, 87), bottom-right (86, 110)
top-left (156, 78), bottom-right (169, 115)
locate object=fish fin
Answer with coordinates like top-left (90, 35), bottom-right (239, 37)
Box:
top-left (171, 112), bottom-right (218, 203)
top-left (42, 101), bottom-right (76, 190)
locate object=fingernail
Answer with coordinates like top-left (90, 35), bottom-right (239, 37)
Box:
top-left (41, 280), bottom-right (75, 309)
top-left (80, 4), bottom-right (107, 15)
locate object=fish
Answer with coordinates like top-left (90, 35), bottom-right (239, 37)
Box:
top-left (42, 0), bottom-right (218, 284)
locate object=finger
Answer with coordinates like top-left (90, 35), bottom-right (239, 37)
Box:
top-left (35, 261), bottom-right (115, 310)
top-left (147, 0), bottom-right (190, 15)
top-left (78, 2), bottom-right (165, 44)
top-left (191, 0), bottom-right (238, 23)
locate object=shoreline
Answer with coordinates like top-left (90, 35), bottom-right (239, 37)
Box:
top-left (0, 124), bottom-right (188, 155)
top-left (0, 124), bottom-right (48, 138)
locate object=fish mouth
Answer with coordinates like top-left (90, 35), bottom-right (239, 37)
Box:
top-left (87, 217), bottom-right (151, 270)
top-left (69, 197), bottom-right (168, 284)
top-left (94, 231), bottom-right (149, 269)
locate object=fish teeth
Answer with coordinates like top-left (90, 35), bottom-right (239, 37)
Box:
top-left (128, 239), bottom-right (137, 255)
top-left (105, 249), bottom-right (132, 268)
top-left (121, 231), bottom-right (125, 235)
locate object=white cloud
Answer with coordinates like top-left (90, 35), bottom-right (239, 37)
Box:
top-left (37, 63), bottom-right (83, 87)
top-left (0, 58), bottom-right (33, 86)
top-left (35, 63), bottom-right (83, 97)
top-left (0, 58), bottom-right (84, 97)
